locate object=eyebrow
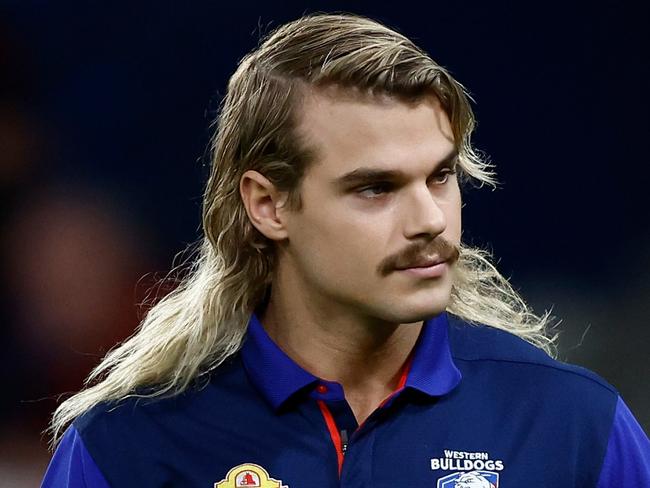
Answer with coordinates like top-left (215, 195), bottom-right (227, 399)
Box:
top-left (333, 149), bottom-right (459, 188)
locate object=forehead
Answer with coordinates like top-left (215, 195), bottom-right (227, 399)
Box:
top-left (295, 88), bottom-right (456, 178)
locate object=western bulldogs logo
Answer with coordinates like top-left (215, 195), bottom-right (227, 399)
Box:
top-left (431, 449), bottom-right (503, 487)
top-left (437, 470), bottom-right (498, 488)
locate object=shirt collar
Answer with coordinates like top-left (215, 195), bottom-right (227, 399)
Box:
top-left (240, 312), bottom-right (462, 411)
top-left (405, 312), bottom-right (462, 395)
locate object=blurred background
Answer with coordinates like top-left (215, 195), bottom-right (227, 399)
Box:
top-left (1, 1), bottom-right (648, 484)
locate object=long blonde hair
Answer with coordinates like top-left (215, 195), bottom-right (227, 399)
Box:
top-left (49, 12), bottom-right (555, 446)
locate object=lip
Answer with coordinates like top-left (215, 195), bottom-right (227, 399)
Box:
top-left (398, 261), bottom-right (448, 278)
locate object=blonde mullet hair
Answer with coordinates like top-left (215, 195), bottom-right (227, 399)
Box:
top-left (49, 12), bottom-right (555, 447)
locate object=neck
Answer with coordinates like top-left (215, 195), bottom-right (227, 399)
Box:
top-left (259, 279), bottom-right (423, 424)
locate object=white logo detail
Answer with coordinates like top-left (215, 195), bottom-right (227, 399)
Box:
top-left (454, 471), bottom-right (496, 488)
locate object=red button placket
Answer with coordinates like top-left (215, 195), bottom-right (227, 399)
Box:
top-left (316, 355), bottom-right (413, 478)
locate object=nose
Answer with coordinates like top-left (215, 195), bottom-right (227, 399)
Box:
top-left (402, 184), bottom-right (447, 239)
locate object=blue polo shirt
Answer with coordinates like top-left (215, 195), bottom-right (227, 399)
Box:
top-left (42, 313), bottom-right (650, 487)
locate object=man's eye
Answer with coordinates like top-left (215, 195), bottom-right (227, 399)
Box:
top-left (357, 183), bottom-right (392, 198)
top-left (431, 168), bottom-right (457, 185)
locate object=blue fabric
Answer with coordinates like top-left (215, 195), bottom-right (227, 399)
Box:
top-left (40, 312), bottom-right (650, 487)
top-left (597, 396), bottom-right (650, 486)
top-left (41, 426), bottom-right (110, 488)
top-left (240, 312), bottom-right (321, 409)
top-left (240, 312), bottom-right (461, 409)
top-left (403, 313), bottom-right (462, 396)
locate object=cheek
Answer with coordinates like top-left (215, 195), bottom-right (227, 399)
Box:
top-left (298, 206), bottom-right (386, 276)
top-left (443, 188), bottom-right (462, 242)
top-left (321, 211), bottom-right (382, 260)
top-left (447, 206), bottom-right (462, 242)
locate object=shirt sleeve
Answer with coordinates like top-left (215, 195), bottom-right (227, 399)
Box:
top-left (41, 426), bottom-right (111, 488)
top-left (596, 396), bottom-right (650, 487)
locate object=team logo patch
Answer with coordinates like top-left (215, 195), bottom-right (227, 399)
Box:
top-left (437, 470), bottom-right (499, 487)
top-left (431, 449), bottom-right (504, 488)
top-left (214, 463), bottom-right (288, 488)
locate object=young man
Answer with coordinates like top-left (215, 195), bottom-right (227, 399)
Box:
top-left (42, 13), bottom-right (649, 487)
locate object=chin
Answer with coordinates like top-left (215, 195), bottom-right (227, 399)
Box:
top-left (375, 296), bottom-right (450, 324)
top-left (347, 279), bottom-right (452, 324)
top-left (404, 305), bottom-right (447, 323)
top-left (405, 287), bottom-right (451, 318)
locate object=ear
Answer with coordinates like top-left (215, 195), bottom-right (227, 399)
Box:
top-left (239, 170), bottom-right (290, 241)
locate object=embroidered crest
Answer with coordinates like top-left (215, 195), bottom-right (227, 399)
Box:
top-left (431, 449), bottom-right (504, 487)
top-left (214, 463), bottom-right (288, 488)
top-left (437, 470), bottom-right (499, 487)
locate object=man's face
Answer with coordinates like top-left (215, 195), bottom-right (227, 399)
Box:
top-left (277, 89), bottom-right (461, 325)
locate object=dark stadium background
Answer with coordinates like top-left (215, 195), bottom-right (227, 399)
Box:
top-left (1, 1), bottom-right (648, 483)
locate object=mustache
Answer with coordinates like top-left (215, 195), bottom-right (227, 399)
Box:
top-left (379, 238), bottom-right (460, 277)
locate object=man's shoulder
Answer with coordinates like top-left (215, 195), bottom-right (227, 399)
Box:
top-left (67, 353), bottom-right (277, 486)
top-left (446, 314), bottom-right (618, 398)
top-left (73, 353), bottom-right (249, 439)
top-left (73, 390), bottom-right (184, 435)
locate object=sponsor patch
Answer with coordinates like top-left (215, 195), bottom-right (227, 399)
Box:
top-left (214, 463), bottom-right (288, 488)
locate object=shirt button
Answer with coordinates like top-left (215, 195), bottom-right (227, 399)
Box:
top-left (316, 384), bottom-right (328, 394)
